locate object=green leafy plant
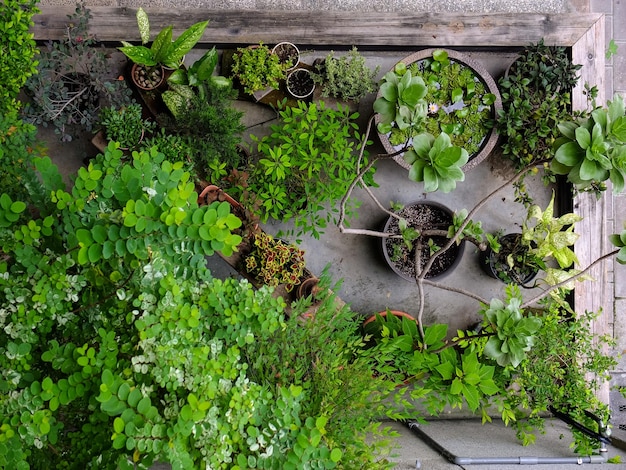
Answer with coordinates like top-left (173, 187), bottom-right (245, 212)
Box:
top-left (22, 3), bottom-right (133, 141)
top-left (244, 232), bottom-right (306, 292)
top-left (552, 93), bottom-right (626, 193)
top-left (403, 132), bottom-right (469, 192)
top-left (98, 103), bottom-right (157, 149)
top-left (118, 7), bottom-right (208, 70)
top-left (610, 221), bottom-right (626, 264)
top-left (158, 78), bottom-right (244, 182)
top-left (497, 40), bottom-right (582, 173)
top-left (245, 100), bottom-right (373, 238)
top-left (312, 47), bottom-right (379, 101)
top-left (0, 0), bottom-right (40, 116)
top-left (163, 47), bottom-right (231, 116)
top-left (231, 44), bottom-right (290, 95)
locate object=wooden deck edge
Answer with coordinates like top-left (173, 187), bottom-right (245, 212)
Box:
top-left (33, 7), bottom-right (603, 48)
top-left (570, 14), bottom-right (612, 404)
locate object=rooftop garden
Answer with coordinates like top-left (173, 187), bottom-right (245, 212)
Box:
top-left (1, 2), bottom-right (626, 468)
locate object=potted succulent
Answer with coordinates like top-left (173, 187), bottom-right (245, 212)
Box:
top-left (312, 47), bottom-right (379, 104)
top-left (94, 103), bottom-right (157, 151)
top-left (22, 4), bottom-right (133, 141)
top-left (118, 7), bottom-right (209, 91)
top-left (482, 193), bottom-right (581, 286)
top-left (285, 67), bottom-right (315, 99)
top-left (374, 49), bottom-right (500, 172)
top-left (552, 93), bottom-right (626, 194)
top-left (230, 43), bottom-right (291, 100)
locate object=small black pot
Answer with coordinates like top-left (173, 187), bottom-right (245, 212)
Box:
top-left (382, 201), bottom-right (465, 281)
top-left (479, 233), bottom-right (538, 285)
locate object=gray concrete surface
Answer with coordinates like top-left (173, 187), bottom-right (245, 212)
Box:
top-left (33, 0), bottom-right (626, 467)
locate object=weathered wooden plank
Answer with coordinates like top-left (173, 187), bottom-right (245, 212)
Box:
top-left (570, 15), bottom-right (612, 404)
top-left (33, 7), bottom-right (602, 48)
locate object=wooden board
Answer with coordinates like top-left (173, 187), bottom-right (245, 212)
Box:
top-left (34, 7), bottom-right (602, 48)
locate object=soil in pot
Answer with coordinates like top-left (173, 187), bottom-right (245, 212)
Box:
top-left (478, 233), bottom-right (538, 285)
top-left (272, 42), bottom-right (300, 70)
top-left (383, 202), bottom-right (464, 281)
top-left (286, 68), bottom-right (315, 99)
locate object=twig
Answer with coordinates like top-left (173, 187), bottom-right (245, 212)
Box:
top-left (521, 249), bottom-right (619, 308)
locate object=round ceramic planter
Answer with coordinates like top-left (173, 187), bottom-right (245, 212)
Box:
top-left (286, 68), bottom-right (315, 99)
top-left (478, 232), bottom-right (538, 285)
top-left (382, 200), bottom-right (465, 281)
top-left (375, 49), bottom-right (502, 173)
top-left (272, 41), bottom-right (300, 71)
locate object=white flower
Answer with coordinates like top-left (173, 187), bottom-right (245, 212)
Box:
top-left (428, 103), bottom-right (439, 114)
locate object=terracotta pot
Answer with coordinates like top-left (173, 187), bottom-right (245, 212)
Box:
top-left (296, 276), bottom-right (320, 300)
top-left (131, 63), bottom-right (165, 91)
top-left (362, 310), bottom-right (417, 338)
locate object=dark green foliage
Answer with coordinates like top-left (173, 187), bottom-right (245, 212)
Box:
top-left (497, 40), bottom-right (583, 170)
top-left (22, 3), bottom-right (133, 141)
top-left (98, 103), bottom-right (157, 149)
top-left (159, 79), bottom-right (244, 181)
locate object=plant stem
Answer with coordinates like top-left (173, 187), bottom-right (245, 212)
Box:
top-left (521, 249), bottom-right (619, 308)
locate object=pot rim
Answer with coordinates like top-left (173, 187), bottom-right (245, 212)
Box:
top-left (286, 68), bottom-right (315, 99)
top-left (381, 200), bottom-right (466, 281)
top-left (374, 48), bottom-right (502, 173)
top-left (272, 41), bottom-right (300, 71)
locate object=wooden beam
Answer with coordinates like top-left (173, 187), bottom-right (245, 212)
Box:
top-left (570, 14), bottom-right (612, 404)
top-left (33, 7), bottom-right (602, 48)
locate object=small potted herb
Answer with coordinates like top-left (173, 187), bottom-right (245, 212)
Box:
top-left (312, 47), bottom-right (379, 104)
top-left (230, 43), bottom-right (290, 100)
top-left (95, 103), bottom-right (157, 151)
